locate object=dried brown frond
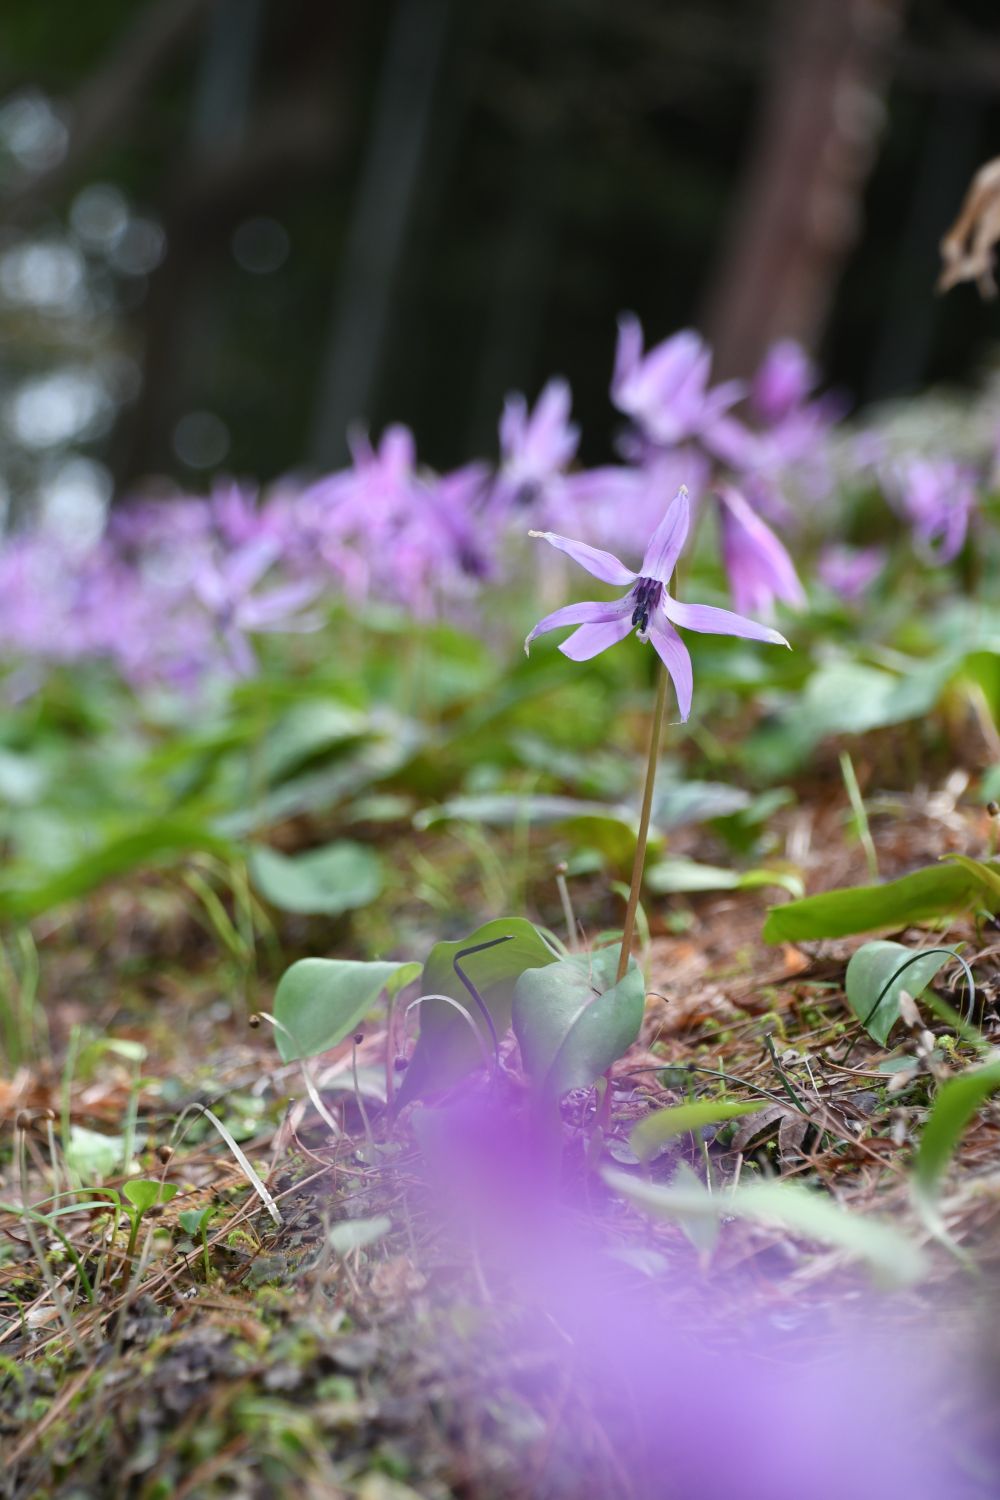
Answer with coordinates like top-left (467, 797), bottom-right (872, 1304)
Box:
top-left (939, 156), bottom-right (1000, 298)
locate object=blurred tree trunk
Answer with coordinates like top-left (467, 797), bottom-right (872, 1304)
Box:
top-left (702, 0), bottom-right (907, 379)
top-left (309, 0), bottom-right (452, 468)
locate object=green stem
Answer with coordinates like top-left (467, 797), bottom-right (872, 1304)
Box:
top-left (617, 661), bottom-right (669, 982)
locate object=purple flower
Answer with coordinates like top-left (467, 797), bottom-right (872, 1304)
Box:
top-left (885, 457), bottom-right (977, 564)
top-left (611, 315), bottom-right (756, 466)
top-left (817, 544), bottom-right (886, 602)
top-left (717, 486), bottom-right (805, 618)
top-left (525, 487), bottom-right (788, 720)
top-left (751, 340), bottom-right (817, 425)
top-left (556, 452), bottom-right (703, 556)
top-left (495, 378), bottom-right (579, 509)
top-left (193, 539), bottom-right (321, 676)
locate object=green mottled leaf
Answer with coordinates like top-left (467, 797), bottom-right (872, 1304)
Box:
top-left (396, 918), bottom-right (557, 1107)
top-left (845, 941), bottom-right (953, 1045)
top-left (273, 958), bottom-right (415, 1062)
top-left (513, 947), bottom-right (645, 1096)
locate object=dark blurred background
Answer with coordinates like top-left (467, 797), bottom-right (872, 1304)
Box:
top-left (0, 0), bottom-right (998, 530)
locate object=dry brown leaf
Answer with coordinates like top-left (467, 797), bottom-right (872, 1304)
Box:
top-left (939, 157), bottom-right (1000, 298)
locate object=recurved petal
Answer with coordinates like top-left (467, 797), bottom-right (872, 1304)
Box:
top-left (660, 594), bottom-right (789, 647)
top-left (647, 618), bottom-right (693, 721)
top-left (559, 614), bottom-right (635, 661)
top-left (524, 597), bottom-right (630, 654)
top-left (639, 487), bottom-right (690, 583)
top-left (528, 530), bottom-right (637, 585)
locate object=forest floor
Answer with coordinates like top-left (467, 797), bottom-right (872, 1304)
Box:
top-left (3, 755), bottom-right (1000, 1498)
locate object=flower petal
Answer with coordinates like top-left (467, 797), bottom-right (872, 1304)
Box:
top-left (528, 530), bottom-right (637, 585)
top-left (718, 487), bottom-right (805, 615)
top-left (611, 313), bottom-right (644, 399)
top-left (525, 598), bottom-right (630, 654)
top-left (660, 594), bottom-right (789, 647)
top-left (639, 487), bottom-right (690, 583)
top-left (647, 618), bottom-right (693, 721)
top-left (559, 615), bottom-right (635, 661)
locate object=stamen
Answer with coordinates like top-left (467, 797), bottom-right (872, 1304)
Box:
top-left (630, 576), bottom-right (661, 638)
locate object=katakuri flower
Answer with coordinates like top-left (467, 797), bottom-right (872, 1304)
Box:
top-left (611, 316), bottom-right (756, 467)
top-left (494, 378), bottom-right (580, 510)
top-left (525, 487), bottom-right (788, 720)
top-left (717, 486), bottom-right (805, 618)
top-left (884, 457), bottom-right (976, 564)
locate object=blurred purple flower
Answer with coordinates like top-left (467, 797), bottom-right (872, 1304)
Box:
top-left (208, 479), bottom-right (286, 549)
top-left (296, 426), bottom-right (496, 615)
top-left (817, 543), bottom-right (886, 602)
top-left (717, 486), bottom-right (805, 618)
top-left (415, 1087), bottom-right (980, 1500)
top-left (193, 539), bottom-right (322, 676)
top-left (526, 486), bottom-right (788, 720)
top-left (495, 378), bottom-right (579, 509)
top-left (611, 315), bottom-right (756, 466)
top-left (886, 457), bottom-right (977, 564)
top-left (751, 340), bottom-right (817, 425)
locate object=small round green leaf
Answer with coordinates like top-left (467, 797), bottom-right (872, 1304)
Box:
top-left (123, 1179), bottom-right (178, 1215)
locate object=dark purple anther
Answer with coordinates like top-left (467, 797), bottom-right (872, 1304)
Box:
top-left (630, 576), bottom-right (662, 634)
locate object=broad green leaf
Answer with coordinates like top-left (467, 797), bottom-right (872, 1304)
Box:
top-left (651, 780), bottom-right (752, 828)
top-left (546, 964), bottom-right (645, 1096)
top-left (260, 700), bottom-right (367, 783)
top-left (0, 822), bottom-right (234, 920)
top-left (762, 859), bottom-right (1000, 943)
top-left (607, 1170), bottom-right (927, 1286)
top-left (395, 918), bottom-right (558, 1107)
top-left (216, 714), bottom-right (426, 839)
top-left (123, 1180), bottom-right (178, 1215)
top-left (629, 1100), bottom-right (761, 1162)
top-left (416, 783), bottom-right (756, 841)
top-left (514, 947), bottom-right (645, 1096)
top-left (512, 947), bottom-right (621, 1081)
top-left (646, 857), bottom-right (802, 897)
top-left (845, 941), bottom-right (953, 1045)
top-left (913, 1060), bottom-right (1000, 1201)
top-left (273, 958), bottom-right (414, 1062)
top-left (248, 840), bottom-right (383, 916)
top-left (414, 795), bottom-right (638, 867)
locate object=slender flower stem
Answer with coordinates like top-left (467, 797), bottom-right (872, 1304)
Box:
top-left (617, 660), bottom-right (669, 982)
